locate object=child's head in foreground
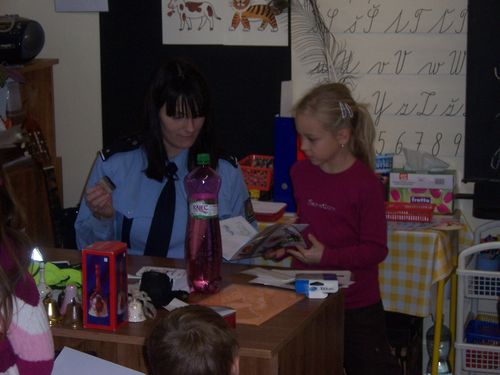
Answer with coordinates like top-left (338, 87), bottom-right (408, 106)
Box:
top-left (146, 304), bottom-right (239, 375)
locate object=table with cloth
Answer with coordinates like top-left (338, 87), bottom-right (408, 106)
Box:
top-left (380, 229), bottom-right (454, 317)
top-left (380, 219), bottom-right (473, 375)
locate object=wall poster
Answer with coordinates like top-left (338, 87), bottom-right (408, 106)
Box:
top-left (162, 0), bottom-right (288, 46)
top-left (291, 0), bottom-right (467, 175)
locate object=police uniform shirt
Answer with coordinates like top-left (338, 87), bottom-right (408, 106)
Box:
top-left (75, 148), bottom-right (254, 258)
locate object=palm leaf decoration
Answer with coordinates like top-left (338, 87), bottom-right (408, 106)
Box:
top-left (291, 0), bottom-right (351, 84)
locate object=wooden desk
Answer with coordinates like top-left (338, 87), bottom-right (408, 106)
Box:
top-left (46, 248), bottom-right (344, 375)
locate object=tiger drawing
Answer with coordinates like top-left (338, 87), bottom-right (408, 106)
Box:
top-left (167, 0), bottom-right (221, 31)
top-left (229, 0), bottom-right (280, 32)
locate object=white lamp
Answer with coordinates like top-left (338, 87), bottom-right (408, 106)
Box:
top-left (31, 247), bottom-right (51, 298)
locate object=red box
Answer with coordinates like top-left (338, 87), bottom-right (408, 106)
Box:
top-left (82, 241), bottom-right (128, 331)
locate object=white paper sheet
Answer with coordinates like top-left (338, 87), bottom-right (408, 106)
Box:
top-left (241, 267), bottom-right (354, 289)
top-left (53, 347), bottom-right (145, 375)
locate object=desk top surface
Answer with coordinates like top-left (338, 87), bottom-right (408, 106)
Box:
top-left (46, 248), bottom-right (343, 359)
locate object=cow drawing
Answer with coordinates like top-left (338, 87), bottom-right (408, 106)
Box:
top-left (167, 0), bottom-right (221, 31)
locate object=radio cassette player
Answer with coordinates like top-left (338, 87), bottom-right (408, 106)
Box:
top-left (0, 15), bottom-right (45, 65)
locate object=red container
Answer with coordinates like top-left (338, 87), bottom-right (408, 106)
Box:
top-left (385, 202), bottom-right (434, 223)
top-left (82, 241), bottom-right (128, 331)
top-left (239, 154), bottom-right (274, 192)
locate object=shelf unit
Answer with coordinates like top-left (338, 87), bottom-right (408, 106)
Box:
top-left (1, 58), bottom-right (61, 247)
top-left (455, 240), bottom-right (500, 374)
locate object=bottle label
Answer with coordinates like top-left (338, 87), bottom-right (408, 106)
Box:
top-left (190, 200), bottom-right (218, 219)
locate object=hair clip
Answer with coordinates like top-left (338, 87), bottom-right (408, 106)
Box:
top-left (339, 102), bottom-right (354, 120)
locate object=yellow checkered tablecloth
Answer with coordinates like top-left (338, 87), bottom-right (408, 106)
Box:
top-left (379, 229), bottom-right (454, 317)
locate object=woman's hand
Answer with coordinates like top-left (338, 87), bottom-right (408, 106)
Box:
top-left (85, 183), bottom-right (115, 220)
top-left (286, 233), bottom-right (324, 265)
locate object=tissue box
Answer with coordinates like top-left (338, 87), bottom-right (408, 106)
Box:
top-left (389, 170), bottom-right (455, 214)
top-left (82, 241), bottom-right (128, 331)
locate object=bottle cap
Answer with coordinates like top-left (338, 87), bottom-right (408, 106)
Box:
top-left (197, 153), bottom-right (210, 165)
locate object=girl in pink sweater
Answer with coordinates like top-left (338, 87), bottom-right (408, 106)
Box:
top-left (0, 174), bottom-right (54, 375)
top-left (268, 83), bottom-right (400, 375)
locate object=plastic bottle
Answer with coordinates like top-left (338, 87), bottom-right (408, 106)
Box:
top-left (184, 153), bottom-right (222, 293)
top-left (5, 80), bottom-right (25, 128)
top-left (425, 318), bottom-right (452, 375)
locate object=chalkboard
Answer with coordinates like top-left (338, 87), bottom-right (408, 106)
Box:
top-left (99, 0), bottom-right (291, 159)
top-left (463, 0), bottom-right (500, 182)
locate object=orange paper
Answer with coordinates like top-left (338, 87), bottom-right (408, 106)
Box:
top-left (199, 283), bottom-right (304, 325)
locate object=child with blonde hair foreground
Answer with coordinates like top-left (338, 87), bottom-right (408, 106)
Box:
top-left (0, 174), bottom-right (54, 374)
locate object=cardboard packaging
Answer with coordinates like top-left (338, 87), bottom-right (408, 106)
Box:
top-left (389, 170), bottom-right (455, 214)
top-left (82, 241), bottom-right (128, 331)
top-left (295, 273), bottom-right (339, 299)
top-left (209, 306), bottom-right (237, 328)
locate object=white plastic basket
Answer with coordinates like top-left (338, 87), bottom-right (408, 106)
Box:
top-left (456, 342), bottom-right (500, 373)
top-left (456, 241), bottom-right (500, 374)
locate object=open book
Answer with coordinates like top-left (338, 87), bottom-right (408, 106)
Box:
top-left (220, 216), bottom-right (308, 261)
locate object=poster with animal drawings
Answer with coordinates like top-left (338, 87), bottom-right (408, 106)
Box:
top-left (162, 0), bottom-right (288, 45)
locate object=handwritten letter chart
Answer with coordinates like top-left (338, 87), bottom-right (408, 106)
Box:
top-left (291, 0), bottom-right (467, 170)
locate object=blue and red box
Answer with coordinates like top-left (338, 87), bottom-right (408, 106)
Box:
top-left (82, 241), bottom-right (128, 331)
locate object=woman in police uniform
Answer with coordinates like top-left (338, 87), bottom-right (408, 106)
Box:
top-left (75, 58), bottom-right (254, 258)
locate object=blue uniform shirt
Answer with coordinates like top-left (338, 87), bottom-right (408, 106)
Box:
top-left (75, 148), bottom-right (254, 258)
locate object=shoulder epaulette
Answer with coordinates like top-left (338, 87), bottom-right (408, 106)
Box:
top-left (99, 136), bottom-right (142, 161)
top-left (220, 153), bottom-right (238, 168)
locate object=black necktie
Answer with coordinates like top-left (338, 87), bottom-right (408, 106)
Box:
top-left (144, 162), bottom-right (178, 257)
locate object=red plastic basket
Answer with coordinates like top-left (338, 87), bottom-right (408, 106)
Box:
top-left (239, 155), bottom-right (274, 191)
top-left (385, 202), bottom-right (434, 223)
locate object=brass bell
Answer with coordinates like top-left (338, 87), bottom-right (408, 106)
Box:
top-left (44, 296), bottom-right (61, 327)
top-left (63, 298), bottom-right (82, 329)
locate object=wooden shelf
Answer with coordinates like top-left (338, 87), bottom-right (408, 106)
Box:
top-left (1, 58), bottom-right (62, 247)
top-left (18, 58), bottom-right (59, 162)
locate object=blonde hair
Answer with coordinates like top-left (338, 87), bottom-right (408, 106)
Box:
top-left (293, 83), bottom-right (376, 169)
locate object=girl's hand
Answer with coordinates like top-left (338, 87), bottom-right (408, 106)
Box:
top-left (263, 248), bottom-right (287, 260)
top-left (286, 233), bottom-right (324, 265)
top-left (85, 183), bottom-right (115, 220)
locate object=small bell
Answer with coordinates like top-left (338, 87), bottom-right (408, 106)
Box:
top-left (63, 298), bottom-right (82, 329)
top-left (44, 297), bottom-right (61, 327)
top-left (128, 298), bottom-right (146, 322)
top-left (60, 284), bottom-right (79, 316)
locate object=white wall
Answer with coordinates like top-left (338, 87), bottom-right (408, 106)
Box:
top-left (3, 0), bottom-right (102, 208)
top-left (1, 1), bottom-right (497, 233)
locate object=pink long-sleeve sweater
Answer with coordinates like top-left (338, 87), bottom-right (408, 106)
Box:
top-left (0, 245), bottom-right (54, 375)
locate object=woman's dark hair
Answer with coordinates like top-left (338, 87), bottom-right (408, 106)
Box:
top-left (142, 58), bottom-right (218, 181)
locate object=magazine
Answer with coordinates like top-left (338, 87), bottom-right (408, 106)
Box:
top-left (220, 216), bottom-right (308, 261)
